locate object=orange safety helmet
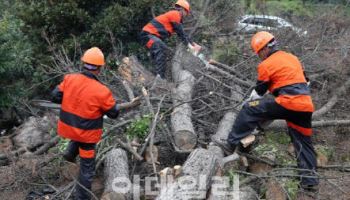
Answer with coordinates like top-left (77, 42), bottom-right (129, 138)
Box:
top-left (175, 0), bottom-right (190, 14)
top-left (251, 31), bottom-right (275, 54)
top-left (81, 47), bottom-right (105, 66)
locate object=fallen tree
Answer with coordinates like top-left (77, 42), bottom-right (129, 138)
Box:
top-left (170, 47), bottom-right (197, 152)
top-left (101, 148), bottom-right (130, 200)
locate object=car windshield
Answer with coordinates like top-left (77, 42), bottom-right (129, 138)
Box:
top-left (242, 17), bottom-right (279, 27)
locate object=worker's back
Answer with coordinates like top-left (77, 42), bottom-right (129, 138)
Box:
top-left (57, 72), bottom-right (115, 143)
top-left (258, 50), bottom-right (314, 112)
top-left (142, 10), bottom-right (182, 39)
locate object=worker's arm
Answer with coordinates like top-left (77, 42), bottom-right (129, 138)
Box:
top-left (303, 71), bottom-right (310, 86)
top-left (254, 80), bottom-right (269, 96)
top-left (169, 11), bottom-right (192, 45)
top-left (253, 63), bottom-right (270, 96)
top-left (51, 75), bottom-right (68, 104)
top-left (172, 22), bottom-right (192, 45)
top-left (105, 104), bottom-right (120, 119)
top-left (51, 86), bottom-right (63, 104)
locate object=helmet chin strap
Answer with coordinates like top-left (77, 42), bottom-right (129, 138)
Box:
top-left (83, 63), bottom-right (99, 71)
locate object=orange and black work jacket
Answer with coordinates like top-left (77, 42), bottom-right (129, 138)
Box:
top-left (255, 50), bottom-right (314, 113)
top-left (142, 10), bottom-right (192, 46)
top-left (51, 71), bottom-right (119, 143)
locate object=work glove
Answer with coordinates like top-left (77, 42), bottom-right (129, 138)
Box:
top-left (248, 89), bottom-right (263, 101)
top-left (243, 89), bottom-right (263, 105)
top-left (130, 96), bottom-right (142, 107)
top-left (188, 42), bottom-right (202, 56)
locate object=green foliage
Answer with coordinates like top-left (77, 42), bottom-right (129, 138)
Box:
top-left (254, 143), bottom-right (278, 157)
top-left (212, 41), bottom-right (240, 66)
top-left (15, 0), bottom-right (169, 62)
top-left (0, 8), bottom-right (34, 107)
top-left (315, 145), bottom-right (335, 160)
top-left (57, 138), bottom-right (70, 153)
top-left (283, 179), bottom-right (299, 200)
top-left (266, 0), bottom-right (313, 16)
top-left (254, 132), bottom-right (296, 165)
top-left (226, 170), bottom-right (239, 186)
top-left (265, 131), bottom-right (291, 145)
top-left (126, 115), bottom-right (152, 140)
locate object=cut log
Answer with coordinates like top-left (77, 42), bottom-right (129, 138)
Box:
top-left (156, 148), bottom-right (220, 200)
top-left (211, 112), bottom-right (237, 145)
top-left (13, 116), bottom-right (54, 150)
top-left (171, 47), bottom-right (197, 151)
top-left (171, 102), bottom-right (197, 151)
top-left (118, 56), bottom-right (155, 87)
top-left (208, 110), bottom-right (259, 200)
top-left (101, 148), bottom-right (130, 200)
top-left (118, 56), bottom-right (170, 95)
top-left (240, 135), bottom-right (256, 148)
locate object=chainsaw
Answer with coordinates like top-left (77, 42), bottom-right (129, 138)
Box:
top-left (31, 96), bottom-right (142, 111)
top-left (188, 43), bottom-right (210, 65)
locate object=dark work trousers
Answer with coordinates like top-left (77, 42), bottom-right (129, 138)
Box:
top-left (139, 31), bottom-right (168, 78)
top-left (227, 97), bottom-right (319, 186)
top-left (64, 141), bottom-right (96, 200)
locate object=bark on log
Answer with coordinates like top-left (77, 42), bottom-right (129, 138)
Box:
top-left (171, 47), bottom-right (197, 151)
top-left (156, 148), bottom-right (220, 200)
top-left (13, 116), bottom-right (53, 150)
top-left (118, 56), bottom-right (170, 95)
top-left (34, 135), bottom-right (60, 155)
top-left (211, 112), bottom-right (237, 146)
top-left (101, 148), bottom-right (130, 200)
top-left (267, 119), bottom-right (350, 131)
top-left (171, 72), bottom-right (196, 151)
top-left (118, 56), bottom-right (155, 87)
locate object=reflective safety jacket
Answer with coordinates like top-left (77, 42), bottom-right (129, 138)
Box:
top-left (256, 50), bottom-right (314, 112)
top-left (54, 72), bottom-right (117, 143)
top-left (142, 10), bottom-right (191, 46)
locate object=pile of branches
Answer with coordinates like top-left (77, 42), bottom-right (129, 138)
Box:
top-left (2, 3), bottom-right (350, 199)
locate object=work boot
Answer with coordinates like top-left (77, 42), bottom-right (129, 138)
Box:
top-left (297, 184), bottom-right (319, 199)
top-left (62, 151), bottom-right (76, 163)
top-left (300, 184), bottom-right (319, 193)
top-left (212, 138), bottom-right (236, 155)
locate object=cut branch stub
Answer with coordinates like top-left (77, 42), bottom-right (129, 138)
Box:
top-left (156, 148), bottom-right (220, 200)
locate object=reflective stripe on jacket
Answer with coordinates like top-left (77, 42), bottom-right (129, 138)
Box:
top-left (257, 51), bottom-right (314, 112)
top-left (142, 10), bottom-right (191, 45)
top-left (57, 72), bottom-right (116, 143)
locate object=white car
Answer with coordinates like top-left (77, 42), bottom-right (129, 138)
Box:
top-left (236, 15), bottom-right (307, 36)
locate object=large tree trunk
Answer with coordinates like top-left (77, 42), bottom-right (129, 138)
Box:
top-left (101, 148), bottom-right (130, 200)
top-left (171, 47), bottom-right (197, 151)
top-left (156, 148), bottom-right (220, 200)
top-left (118, 56), bottom-right (155, 88)
top-left (211, 112), bottom-right (237, 148)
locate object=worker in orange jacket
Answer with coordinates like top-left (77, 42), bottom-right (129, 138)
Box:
top-left (227, 31), bottom-right (319, 190)
top-left (51, 47), bottom-right (139, 200)
top-left (140, 0), bottom-right (201, 78)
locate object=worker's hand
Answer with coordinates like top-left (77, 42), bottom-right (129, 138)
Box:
top-left (188, 42), bottom-right (201, 56)
top-left (192, 42), bottom-right (202, 53)
top-left (130, 96), bottom-right (142, 107)
top-left (244, 90), bottom-right (262, 104)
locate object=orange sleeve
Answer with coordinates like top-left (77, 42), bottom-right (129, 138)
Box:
top-left (58, 75), bottom-right (68, 91)
top-left (167, 10), bottom-right (182, 23)
top-left (101, 88), bottom-right (116, 112)
top-left (257, 64), bottom-right (270, 82)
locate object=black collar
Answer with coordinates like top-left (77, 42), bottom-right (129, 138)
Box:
top-left (266, 48), bottom-right (279, 59)
top-left (81, 70), bottom-right (100, 82)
